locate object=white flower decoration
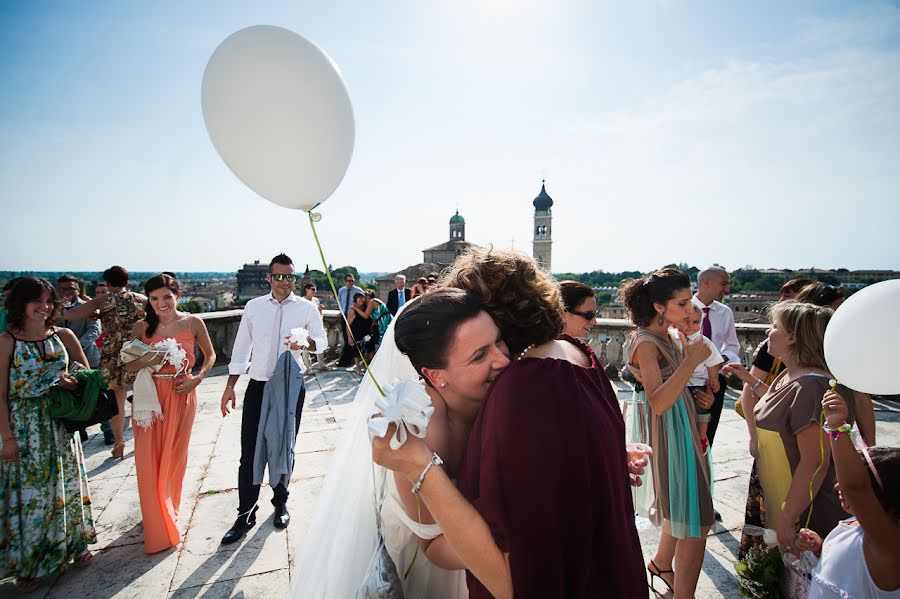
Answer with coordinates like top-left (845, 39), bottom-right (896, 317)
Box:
top-left (289, 327), bottom-right (310, 348)
top-left (152, 338), bottom-right (189, 375)
top-left (368, 379), bottom-right (434, 449)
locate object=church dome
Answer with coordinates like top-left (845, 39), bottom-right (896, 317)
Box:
top-left (449, 210), bottom-right (465, 224)
top-left (533, 181), bottom-right (553, 210)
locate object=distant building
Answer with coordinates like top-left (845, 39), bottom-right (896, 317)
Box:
top-left (532, 181), bottom-right (553, 271)
top-left (179, 296), bottom-right (215, 312)
top-left (422, 211), bottom-right (475, 265)
top-left (727, 292), bottom-right (779, 322)
top-left (236, 260), bottom-right (269, 299)
top-left (376, 211), bottom-right (480, 300)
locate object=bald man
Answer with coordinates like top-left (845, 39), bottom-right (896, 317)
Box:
top-left (692, 266), bottom-right (741, 448)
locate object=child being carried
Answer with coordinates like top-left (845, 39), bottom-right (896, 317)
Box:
top-left (671, 305), bottom-right (724, 454)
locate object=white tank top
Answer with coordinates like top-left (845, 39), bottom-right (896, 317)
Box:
top-left (809, 519), bottom-right (900, 599)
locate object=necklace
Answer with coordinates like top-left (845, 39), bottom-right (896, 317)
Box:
top-left (517, 343), bottom-right (537, 361)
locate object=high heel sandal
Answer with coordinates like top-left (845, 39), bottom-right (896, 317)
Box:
top-left (647, 559), bottom-right (674, 594)
top-left (110, 443), bottom-right (125, 460)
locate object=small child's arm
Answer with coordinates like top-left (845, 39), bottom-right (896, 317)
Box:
top-left (707, 363), bottom-right (721, 394)
top-left (796, 528), bottom-right (823, 556)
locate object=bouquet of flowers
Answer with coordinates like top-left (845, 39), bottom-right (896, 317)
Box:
top-left (735, 543), bottom-right (785, 599)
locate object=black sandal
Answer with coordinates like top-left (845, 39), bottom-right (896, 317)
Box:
top-left (647, 559), bottom-right (674, 594)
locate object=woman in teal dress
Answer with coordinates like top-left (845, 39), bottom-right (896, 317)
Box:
top-left (366, 291), bottom-right (393, 347)
top-left (0, 277), bottom-right (96, 591)
top-left (621, 269), bottom-right (716, 598)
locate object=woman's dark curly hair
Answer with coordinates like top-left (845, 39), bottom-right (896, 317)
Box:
top-left (4, 277), bottom-right (61, 330)
top-left (439, 247), bottom-right (563, 355)
top-left (143, 274), bottom-right (180, 337)
top-left (618, 268), bottom-right (692, 327)
top-left (103, 265), bottom-right (129, 288)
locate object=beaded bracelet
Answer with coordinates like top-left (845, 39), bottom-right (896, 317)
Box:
top-left (412, 453), bottom-right (443, 495)
top-left (822, 421), bottom-right (852, 439)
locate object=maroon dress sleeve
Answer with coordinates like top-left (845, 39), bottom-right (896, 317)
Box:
top-left (458, 339), bottom-right (647, 599)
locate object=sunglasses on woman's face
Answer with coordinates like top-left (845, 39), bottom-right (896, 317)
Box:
top-left (271, 274), bottom-right (297, 282)
top-left (568, 309), bottom-right (598, 321)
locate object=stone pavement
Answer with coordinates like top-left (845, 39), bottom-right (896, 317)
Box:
top-left (2, 368), bottom-right (898, 598)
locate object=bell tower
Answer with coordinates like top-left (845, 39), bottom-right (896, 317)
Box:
top-left (532, 180), bottom-right (553, 271)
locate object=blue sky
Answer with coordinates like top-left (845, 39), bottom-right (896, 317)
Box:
top-left (2, 0), bottom-right (899, 273)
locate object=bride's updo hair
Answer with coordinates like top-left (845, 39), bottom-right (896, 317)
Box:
top-left (439, 247), bottom-right (563, 355)
top-left (394, 289), bottom-right (484, 387)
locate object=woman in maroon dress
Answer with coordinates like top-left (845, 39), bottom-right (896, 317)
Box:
top-left (374, 248), bottom-right (647, 599)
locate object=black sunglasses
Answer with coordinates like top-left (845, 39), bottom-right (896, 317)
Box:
top-left (568, 309), bottom-right (598, 321)
top-left (271, 274), bottom-right (297, 282)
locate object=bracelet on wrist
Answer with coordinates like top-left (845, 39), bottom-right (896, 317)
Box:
top-left (412, 452), bottom-right (444, 495)
top-left (822, 421), bottom-right (852, 439)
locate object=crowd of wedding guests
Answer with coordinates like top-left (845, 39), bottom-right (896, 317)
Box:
top-left (1, 253), bottom-right (897, 598)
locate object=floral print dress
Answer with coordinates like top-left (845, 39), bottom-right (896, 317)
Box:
top-left (99, 291), bottom-right (145, 389)
top-left (0, 333), bottom-right (96, 579)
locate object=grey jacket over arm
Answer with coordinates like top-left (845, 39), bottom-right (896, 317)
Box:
top-left (252, 350), bottom-right (305, 487)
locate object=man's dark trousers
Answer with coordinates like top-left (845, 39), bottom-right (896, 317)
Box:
top-left (706, 373), bottom-right (727, 446)
top-left (237, 378), bottom-right (306, 513)
top-left (337, 324), bottom-right (355, 367)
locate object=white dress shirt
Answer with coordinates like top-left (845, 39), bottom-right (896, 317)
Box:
top-left (692, 294), bottom-right (741, 364)
top-left (229, 292), bottom-right (329, 380)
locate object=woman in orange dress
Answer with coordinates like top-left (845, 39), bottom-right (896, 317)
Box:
top-left (125, 274), bottom-right (215, 553)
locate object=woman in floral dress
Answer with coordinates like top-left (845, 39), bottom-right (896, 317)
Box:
top-left (60, 265), bottom-right (145, 458)
top-left (0, 277), bottom-right (96, 591)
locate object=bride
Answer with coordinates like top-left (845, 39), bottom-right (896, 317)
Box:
top-left (289, 288), bottom-right (509, 598)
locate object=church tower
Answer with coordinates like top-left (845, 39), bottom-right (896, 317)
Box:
top-left (449, 210), bottom-right (465, 240)
top-left (532, 180), bottom-right (553, 271)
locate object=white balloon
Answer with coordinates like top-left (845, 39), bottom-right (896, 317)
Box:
top-left (824, 279), bottom-right (900, 395)
top-left (201, 25), bottom-right (355, 211)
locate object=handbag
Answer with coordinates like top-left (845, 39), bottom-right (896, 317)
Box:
top-left (119, 338), bottom-right (157, 363)
top-left (356, 467), bottom-right (405, 599)
top-left (356, 536), bottom-right (404, 599)
top-left (60, 387), bottom-right (119, 434)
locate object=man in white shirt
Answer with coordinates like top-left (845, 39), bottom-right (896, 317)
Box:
top-left (336, 273), bottom-right (363, 367)
top-left (219, 254), bottom-right (328, 544)
top-left (692, 265), bottom-right (741, 449)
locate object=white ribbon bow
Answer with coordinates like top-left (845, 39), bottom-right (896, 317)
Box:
top-left (368, 379), bottom-right (434, 450)
top-left (154, 337), bottom-right (189, 375)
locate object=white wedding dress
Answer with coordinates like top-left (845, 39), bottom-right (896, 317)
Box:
top-left (289, 310), bottom-right (467, 598)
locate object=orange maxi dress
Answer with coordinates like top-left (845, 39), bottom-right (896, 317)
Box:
top-left (134, 328), bottom-right (197, 554)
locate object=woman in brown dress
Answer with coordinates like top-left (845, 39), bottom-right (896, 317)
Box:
top-left (58, 265), bottom-right (145, 458)
top-left (726, 301), bottom-right (853, 555)
top-left (621, 268), bottom-right (716, 598)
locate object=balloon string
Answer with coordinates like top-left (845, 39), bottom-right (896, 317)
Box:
top-left (307, 211), bottom-right (386, 398)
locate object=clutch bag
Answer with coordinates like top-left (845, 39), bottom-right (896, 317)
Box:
top-left (119, 338), bottom-right (156, 363)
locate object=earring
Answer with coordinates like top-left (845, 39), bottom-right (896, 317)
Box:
top-left (440, 382), bottom-right (447, 388)
top-left (657, 312), bottom-right (665, 326)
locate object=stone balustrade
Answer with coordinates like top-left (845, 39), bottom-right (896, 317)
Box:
top-left (199, 309), bottom-right (770, 377)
